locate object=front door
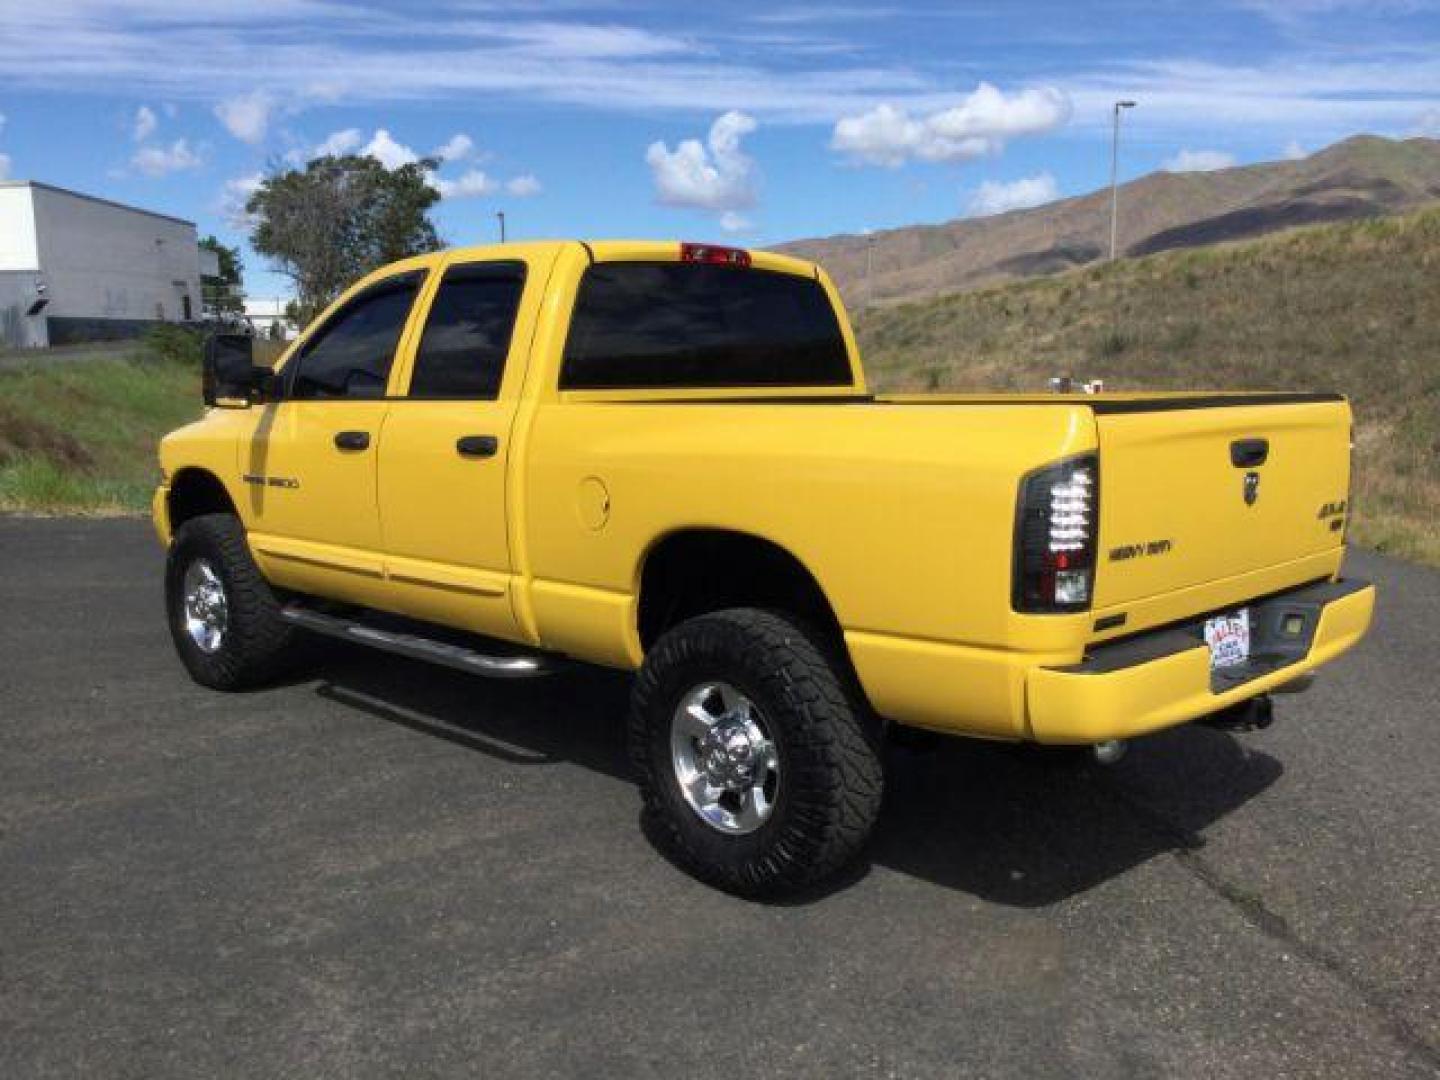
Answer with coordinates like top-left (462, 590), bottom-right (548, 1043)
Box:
top-left (241, 268), bottom-right (426, 608)
top-left (376, 257), bottom-right (536, 641)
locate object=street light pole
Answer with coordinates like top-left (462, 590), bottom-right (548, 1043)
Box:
top-left (865, 233), bottom-right (875, 308)
top-left (1109, 100), bottom-right (1136, 261)
top-left (496, 210), bottom-right (506, 243)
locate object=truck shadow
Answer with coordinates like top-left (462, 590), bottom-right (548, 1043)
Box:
top-left (868, 729), bottom-right (1281, 906)
top-left (309, 646), bottom-right (1283, 909)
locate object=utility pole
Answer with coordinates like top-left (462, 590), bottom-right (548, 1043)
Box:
top-left (496, 210), bottom-right (507, 243)
top-left (1109, 100), bottom-right (1136, 261)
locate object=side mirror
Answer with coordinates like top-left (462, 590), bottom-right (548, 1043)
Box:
top-left (203, 333), bottom-right (262, 408)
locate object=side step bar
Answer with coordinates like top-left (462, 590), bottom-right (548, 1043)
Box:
top-left (280, 605), bottom-right (556, 679)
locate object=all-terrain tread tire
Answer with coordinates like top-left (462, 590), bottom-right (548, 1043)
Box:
top-left (165, 512), bottom-right (295, 690)
top-left (629, 608), bottom-right (884, 898)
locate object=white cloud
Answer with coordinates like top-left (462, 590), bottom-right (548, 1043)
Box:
top-left (1283, 139), bottom-right (1309, 160)
top-left (832, 83), bottom-right (1071, 167)
top-left (214, 91), bottom-right (273, 144)
top-left (447, 21), bottom-right (697, 60)
top-left (0, 153), bottom-right (10, 180)
top-left (4, 2), bottom-right (1437, 152)
top-left (646, 110), bottom-right (758, 214)
top-left (1414, 108), bottom-right (1440, 136)
top-left (831, 105), bottom-right (939, 168)
top-left (130, 138), bottom-right (202, 177)
top-left (221, 172), bottom-right (264, 230)
top-left (1238, 0), bottom-right (1425, 22)
top-left (426, 168), bottom-right (544, 201)
top-left (1162, 148), bottom-right (1238, 173)
top-left (313, 127), bottom-right (364, 157)
top-left (297, 128), bottom-right (536, 201)
top-left (719, 211), bottom-right (751, 233)
top-left (1063, 54), bottom-right (1440, 137)
top-left (433, 133), bottom-right (474, 162)
top-left (966, 173), bottom-right (1060, 217)
top-left (427, 167), bottom-right (543, 201)
top-left (133, 104), bottom-right (158, 142)
top-left (362, 128), bottom-right (418, 169)
top-left (431, 169), bottom-right (496, 199)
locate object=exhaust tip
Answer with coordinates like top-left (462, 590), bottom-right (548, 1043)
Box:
top-left (1092, 739), bottom-right (1129, 766)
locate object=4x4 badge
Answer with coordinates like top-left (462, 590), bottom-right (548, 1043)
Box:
top-left (1243, 471), bottom-right (1260, 506)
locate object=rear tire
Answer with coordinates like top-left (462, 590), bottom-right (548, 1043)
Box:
top-left (630, 608), bottom-right (884, 898)
top-left (165, 513), bottom-right (295, 690)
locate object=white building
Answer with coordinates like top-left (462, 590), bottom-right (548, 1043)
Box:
top-left (0, 180), bottom-right (207, 348)
top-left (244, 297), bottom-right (298, 340)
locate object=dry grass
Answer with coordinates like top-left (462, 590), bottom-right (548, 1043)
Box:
top-left (857, 207), bottom-right (1440, 566)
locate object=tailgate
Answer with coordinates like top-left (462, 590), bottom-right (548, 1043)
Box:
top-left (1093, 396), bottom-right (1352, 610)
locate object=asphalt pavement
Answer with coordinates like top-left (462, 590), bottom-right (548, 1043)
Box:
top-left (1, 518), bottom-right (1437, 1078)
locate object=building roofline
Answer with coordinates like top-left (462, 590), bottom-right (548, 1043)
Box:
top-left (0, 179), bottom-right (197, 228)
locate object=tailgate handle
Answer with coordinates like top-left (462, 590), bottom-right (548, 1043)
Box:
top-left (1231, 438), bottom-right (1269, 468)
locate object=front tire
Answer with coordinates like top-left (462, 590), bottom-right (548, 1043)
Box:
top-left (630, 608), bottom-right (884, 898)
top-left (165, 513), bottom-right (295, 690)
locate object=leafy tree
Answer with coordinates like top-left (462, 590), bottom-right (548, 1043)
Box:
top-left (246, 155), bottom-right (443, 326)
top-left (199, 235), bottom-right (244, 315)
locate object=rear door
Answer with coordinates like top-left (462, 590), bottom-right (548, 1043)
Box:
top-left (1092, 396), bottom-right (1353, 610)
top-left (375, 252), bottom-right (551, 641)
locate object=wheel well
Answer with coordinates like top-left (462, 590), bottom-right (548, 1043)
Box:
top-left (168, 469), bottom-right (237, 531)
top-left (637, 530), bottom-right (843, 651)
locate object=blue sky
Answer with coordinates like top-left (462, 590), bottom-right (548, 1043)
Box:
top-left (1, 0), bottom-right (1438, 298)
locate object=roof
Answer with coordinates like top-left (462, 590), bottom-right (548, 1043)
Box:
top-left (0, 179), bottom-right (196, 228)
top-left (438, 239), bottom-right (816, 278)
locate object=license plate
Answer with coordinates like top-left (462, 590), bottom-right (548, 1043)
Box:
top-left (1204, 609), bottom-right (1251, 670)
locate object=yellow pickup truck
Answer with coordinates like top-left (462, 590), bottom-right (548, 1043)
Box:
top-left (154, 240), bottom-right (1375, 896)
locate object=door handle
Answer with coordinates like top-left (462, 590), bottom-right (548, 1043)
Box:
top-left (456, 435), bottom-right (499, 459)
top-left (1230, 438), bottom-right (1269, 468)
top-left (334, 430), bottom-right (371, 451)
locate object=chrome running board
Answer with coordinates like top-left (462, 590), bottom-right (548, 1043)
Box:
top-left (280, 605), bottom-right (556, 679)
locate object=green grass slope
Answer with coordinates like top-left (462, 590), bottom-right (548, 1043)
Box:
top-left (857, 206), bottom-right (1440, 565)
top-left (0, 335), bottom-right (203, 514)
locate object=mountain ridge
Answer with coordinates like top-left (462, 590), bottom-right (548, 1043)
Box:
top-left (780, 134), bottom-right (1440, 306)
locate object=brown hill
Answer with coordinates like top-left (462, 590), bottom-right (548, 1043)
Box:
top-left (781, 135), bottom-right (1440, 307)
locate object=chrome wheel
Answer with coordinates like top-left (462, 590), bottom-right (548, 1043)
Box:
top-left (182, 559), bottom-right (229, 654)
top-left (670, 681), bottom-right (779, 835)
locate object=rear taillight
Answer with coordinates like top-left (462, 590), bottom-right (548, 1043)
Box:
top-left (1014, 454), bottom-right (1099, 612)
top-left (680, 242), bottom-right (752, 267)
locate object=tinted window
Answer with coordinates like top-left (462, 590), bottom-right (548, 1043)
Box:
top-left (409, 262), bottom-right (526, 399)
top-left (560, 263), bottom-right (852, 390)
top-left (289, 272), bottom-right (421, 400)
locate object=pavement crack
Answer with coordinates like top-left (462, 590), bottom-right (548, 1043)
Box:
top-left (1104, 782), bottom-right (1440, 1073)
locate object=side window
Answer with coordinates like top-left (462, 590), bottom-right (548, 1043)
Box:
top-left (289, 271), bottom-right (422, 400)
top-left (408, 261), bottom-right (527, 399)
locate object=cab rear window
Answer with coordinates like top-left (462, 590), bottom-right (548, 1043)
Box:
top-left (560, 262), bottom-right (852, 390)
